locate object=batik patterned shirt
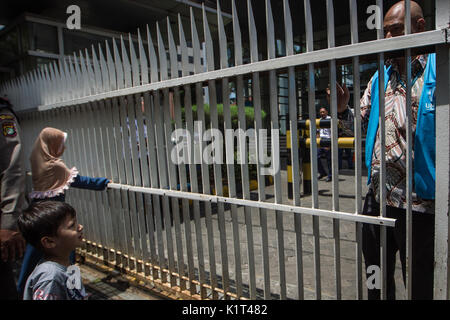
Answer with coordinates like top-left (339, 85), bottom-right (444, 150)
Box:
top-left (341, 55), bottom-right (435, 213)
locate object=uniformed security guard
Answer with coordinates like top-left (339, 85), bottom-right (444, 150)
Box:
top-left (0, 96), bottom-right (26, 300)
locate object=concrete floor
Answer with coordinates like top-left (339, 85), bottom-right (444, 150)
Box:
top-left (79, 262), bottom-right (167, 300)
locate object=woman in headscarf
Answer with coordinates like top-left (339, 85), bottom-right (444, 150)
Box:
top-left (17, 127), bottom-right (110, 298)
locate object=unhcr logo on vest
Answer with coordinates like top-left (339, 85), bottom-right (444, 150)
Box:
top-left (425, 87), bottom-right (436, 111)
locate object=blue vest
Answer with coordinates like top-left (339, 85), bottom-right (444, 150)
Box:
top-left (365, 53), bottom-right (436, 199)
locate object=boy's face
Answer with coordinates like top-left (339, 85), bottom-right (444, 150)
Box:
top-left (53, 215), bottom-right (84, 253)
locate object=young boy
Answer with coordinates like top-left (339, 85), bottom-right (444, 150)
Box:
top-left (17, 201), bottom-right (88, 300)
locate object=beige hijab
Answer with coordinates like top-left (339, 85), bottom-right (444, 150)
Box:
top-left (29, 127), bottom-right (78, 199)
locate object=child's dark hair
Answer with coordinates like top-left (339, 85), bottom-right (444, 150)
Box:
top-left (18, 201), bottom-right (76, 250)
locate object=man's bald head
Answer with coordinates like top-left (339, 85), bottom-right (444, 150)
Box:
top-left (384, 1), bottom-right (425, 38)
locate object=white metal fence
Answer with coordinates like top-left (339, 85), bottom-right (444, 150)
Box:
top-left (2, 0), bottom-right (449, 299)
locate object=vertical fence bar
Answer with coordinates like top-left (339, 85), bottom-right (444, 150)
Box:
top-left (156, 22), bottom-right (178, 288)
top-left (246, 0), bottom-right (261, 300)
top-left (128, 36), bottom-right (149, 272)
top-left (404, 0), bottom-right (413, 300)
top-left (143, 91), bottom-right (167, 283)
top-left (112, 95), bottom-right (132, 269)
top-left (136, 29), bottom-right (153, 275)
top-left (65, 107), bottom-right (86, 247)
top-left (188, 9), bottom-right (208, 299)
top-left (154, 88), bottom-right (176, 286)
top-left (137, 91), bottom-right (158, 278)
top-left (230, 0), bottom-right (244, 298)
top-left (283, 0), bottom-right (304, 300)
top-left (304, 0), bottom-right (321, 300)
top-left (266, 0), bottom-right (286, 300)
top-left (118, 95), bottom-right (138, 270)
top-left (167, 17), bottom-right (191, 293)
top-left (349, 0), bottom-right (363, 300)
top-left (375, 0), bottom-right (387, 301)
top-left (133, 94), bottom-right (151, 272)
top-left (104, 98), bottom-right (124, 266)
top-left (190, 8), bottom-right (219, 299)
top-left (326, 0), bottom-right (342, 300)
top-left (214, 1), bottom-right (231, 298)
top-left (86, 101), bottom-right (109, 261)
top-left (86, 103), bottom-right (104, 257)
top-left (163, 87), bottom-right (184, 288)
top-left (72, 105), bottom-right (91, 250)
top-left (121, 37), bottom-right (143, 271)
top-left (99, 97), bottom-right (122, 263)
top-left (127, 95), bottom-right (146, 272)
top-left (184, 85), bottom-right (207, 298)
top-left (176, 13), bottom-right (197, 296)
top-left (76, 104), bottom-right (97, 254)
top-left (434, 0), bottom-right (450, 300)
top-left (144, 26), bottom-right (166, 283)
top-left (166, 18), bottom-right (188, 292)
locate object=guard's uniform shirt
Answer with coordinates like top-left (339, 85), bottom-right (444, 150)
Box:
top-left (0, 106), bottom-right (25, 230)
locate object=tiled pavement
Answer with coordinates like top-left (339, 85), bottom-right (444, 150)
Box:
top-left (79, 262), bottom-right (167, 300)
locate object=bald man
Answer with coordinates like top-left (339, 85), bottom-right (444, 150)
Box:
top-left (336, 1), bottom-right (436, 299)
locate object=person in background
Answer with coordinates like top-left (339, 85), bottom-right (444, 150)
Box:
top-left (317, 107), bottom-right (332, 182)
top-left (0, 96), bottom-right (27, 300)
top-left (17, 127), bottom-right (109, 298)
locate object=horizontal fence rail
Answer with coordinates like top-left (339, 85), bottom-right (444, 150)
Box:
top-left (4, 0), bottom-right (450, 300)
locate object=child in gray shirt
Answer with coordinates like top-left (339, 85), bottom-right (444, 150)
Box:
top-left (23, 260), bottom-right (87, 300)
top-left (18, 201), bottom-right (88, 300)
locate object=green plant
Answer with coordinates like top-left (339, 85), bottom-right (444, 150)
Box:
top-left (180, 104), bottom-right (267, 129)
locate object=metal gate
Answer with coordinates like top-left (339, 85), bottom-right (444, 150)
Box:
top-left (2, 0), bottom-right (449, 300)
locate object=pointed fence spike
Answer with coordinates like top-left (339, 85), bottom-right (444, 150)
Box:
top-left (202, 4), bottom-right (214, 72)
top-left (283, 0), bottom-right (294, 56)
top-left (85, 48), bottom-right (96, 95)
top-left (58, 59), bottom-right (67, 102)
top-left (190, 7), bottom-right (202, 74)
top-left (326, 0), bottom-right (335, 48)
top-left (232, 0), bottom-right (243, 66)
top-left (120, 36), bottom-right (132, 88)
top-left (112, 38), bottom-right (124, 90)
top-left (178, 14), bottom-right (189, 77)
top-left (68, 55), bottom-right (79, 98)
top-left (54, 61), bottom-right (63, 102)
top-left (98, 43), bottom-right (110, 93)
top-left (247, 0), bottom-right (259, 63)
top-left (156, 22), bottom-right (168, 81)
top-left (33, 69), bottom-right (42, 105)
top-left (265, 0), bottom-right (275, 60)
top-left (129, 33), bottom-right (140, 87)
top-left (105, 40), bottom-right (117, 91)
top-left (146, 24), bottom-right (159, 83)
top-left (73, 52), bottom-right (83, 98)
top-left (92, 45), bottom-right (103, 94)
top-left (138, 28), bottom-right (149, 85)
top-left (167, 17), bottom-right (179, 79)
top-left (48, 62), bottom-right (58, 103)
top-left (78, 50), bottom-right (90, 97)
top-left (62, 58), bottom-right (71, 100)
top-left (217, 0), bottom-right (228, 69)
top-left (29, 71), bottom-right (38, 107)
top-left (46, 64), bottom-right (55, 103)
top-left (45, 64), bottom-right (53, 104)
top-left (304, 0), bottom-right (314, 52)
